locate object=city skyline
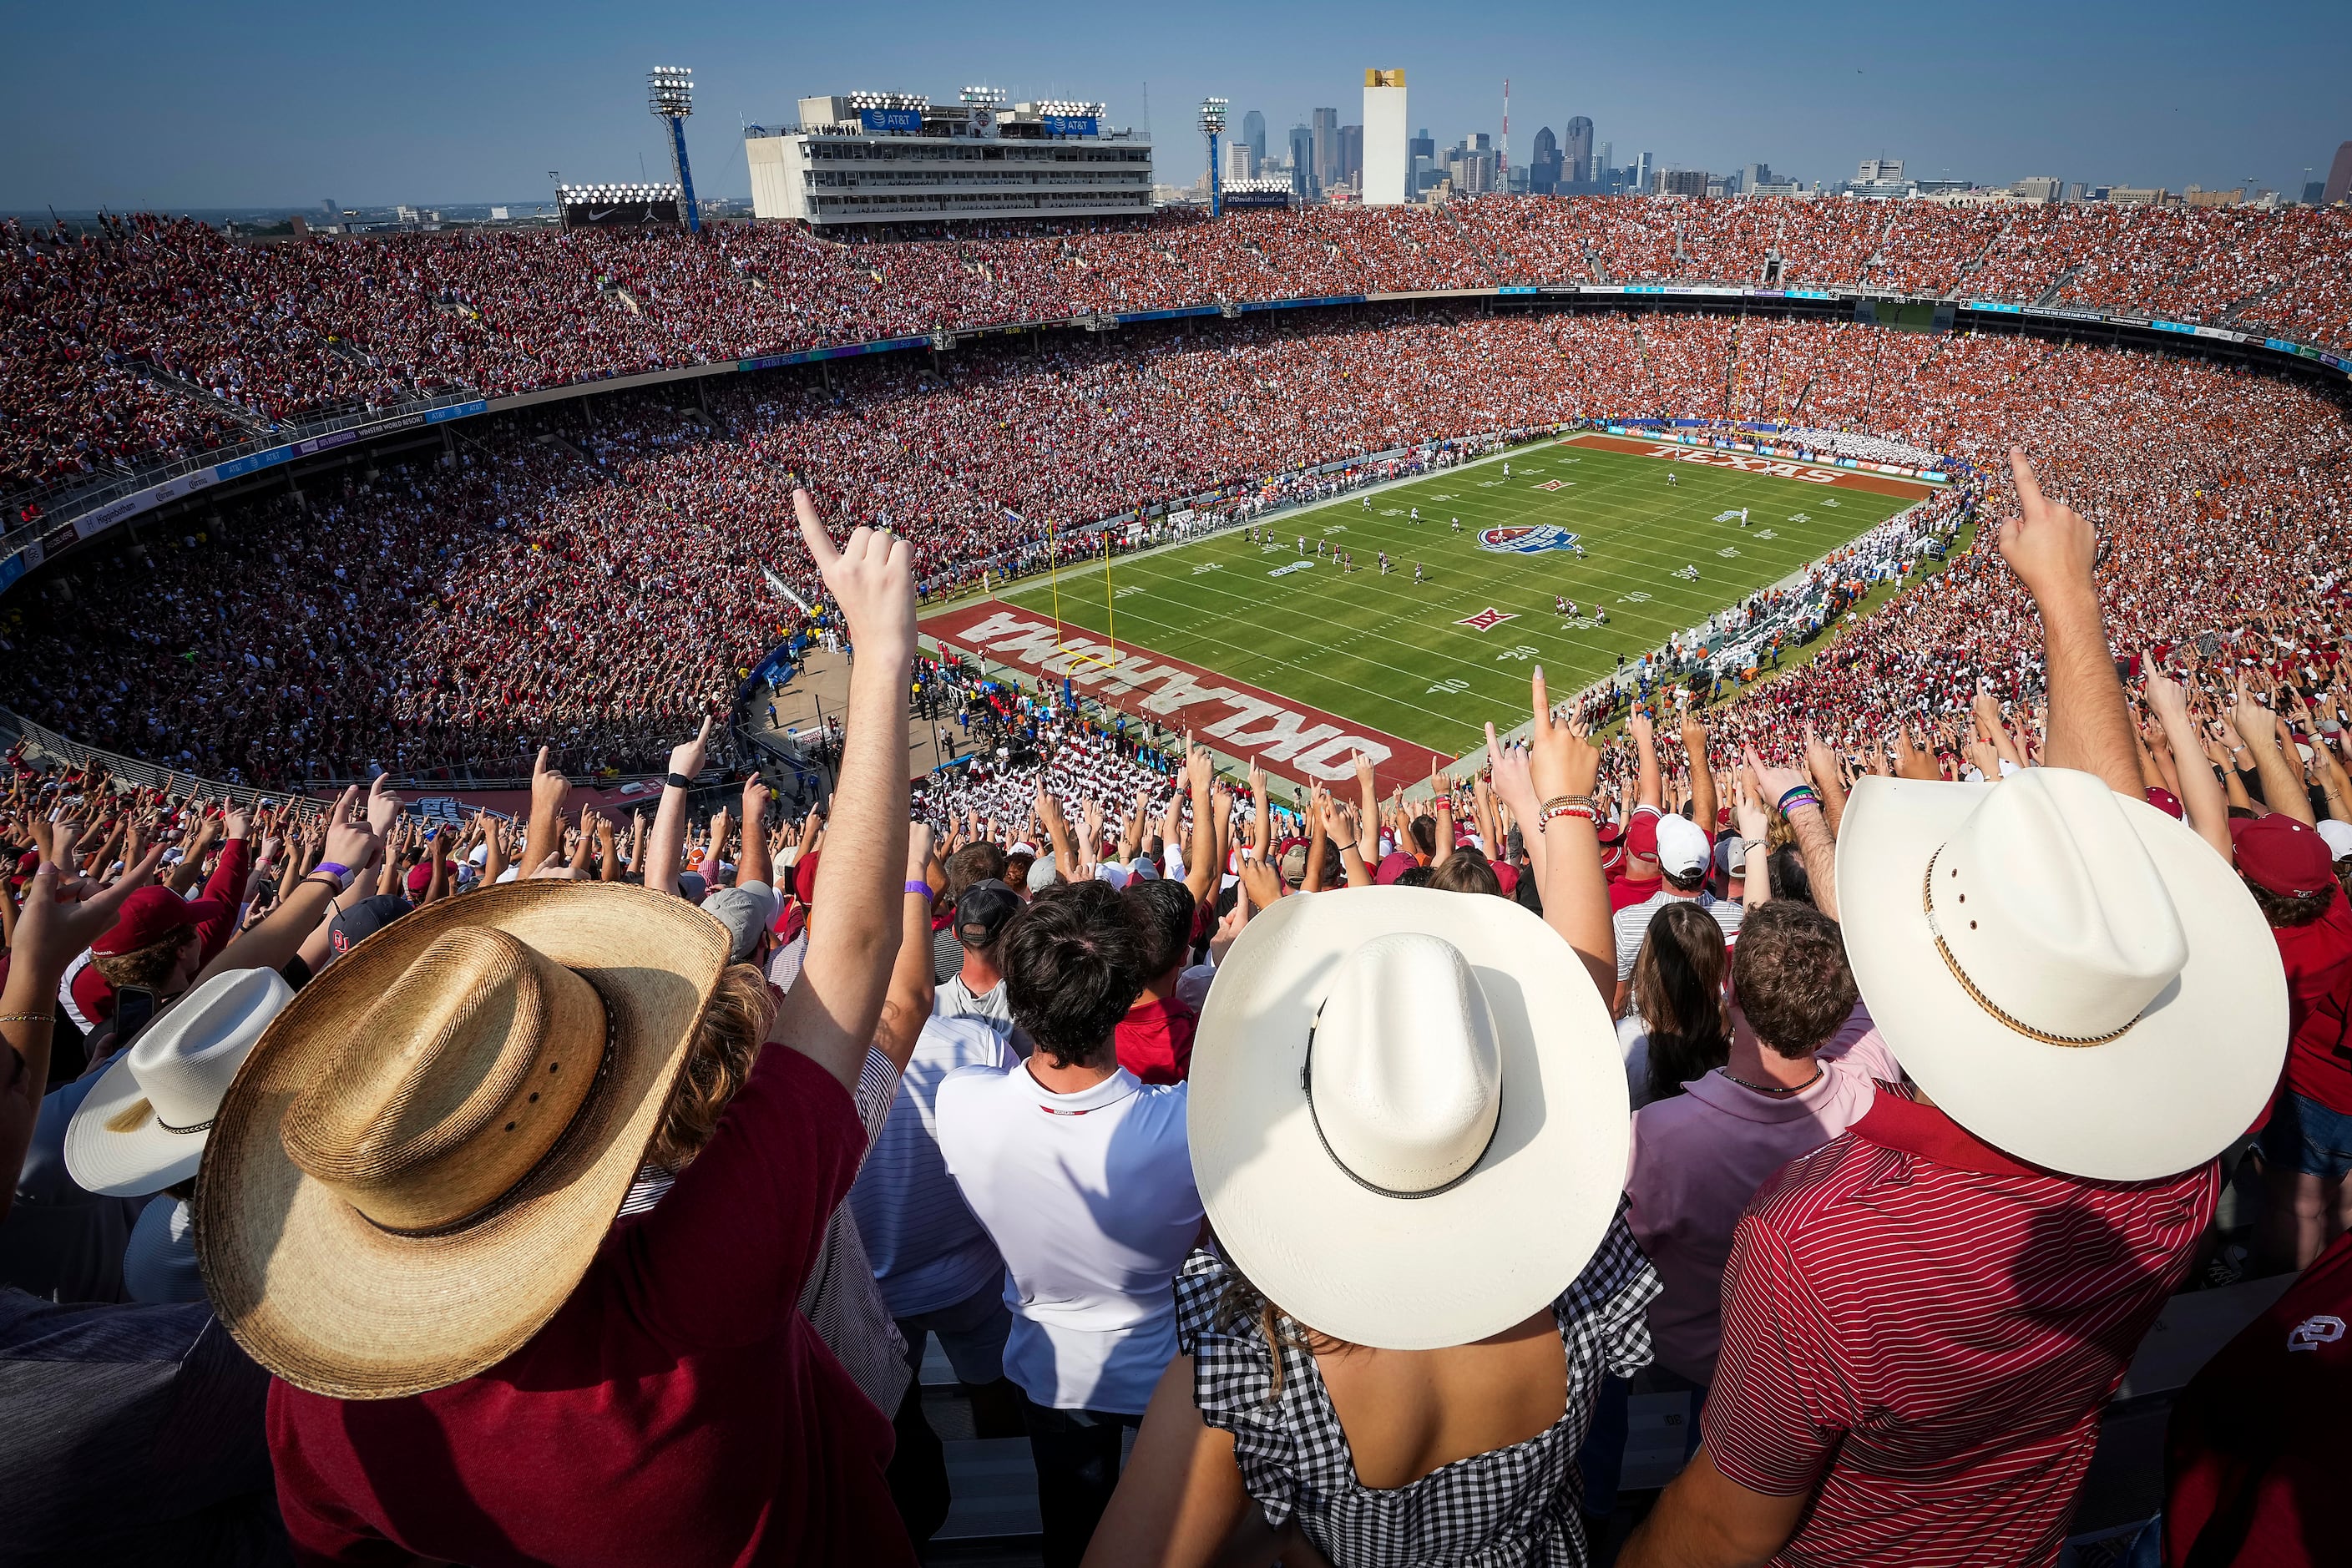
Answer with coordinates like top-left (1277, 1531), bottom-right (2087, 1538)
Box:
top-left (3, 0), bottom-right (2344, 210)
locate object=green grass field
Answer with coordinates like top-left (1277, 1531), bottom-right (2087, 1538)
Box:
top-left (995, 438), bottom-right (1920, 757)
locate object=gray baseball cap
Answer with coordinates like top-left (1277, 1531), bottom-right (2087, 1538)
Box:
top-left (702, 881), bottom-right (780, 962)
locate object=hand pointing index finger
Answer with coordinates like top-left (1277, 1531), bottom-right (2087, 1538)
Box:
top-left (793, 489), bottom-right (838, 569)
top-left (2007, 446), bottom-right (2046, 517)
top-left (1530, 664), bottom-right (1550, 727)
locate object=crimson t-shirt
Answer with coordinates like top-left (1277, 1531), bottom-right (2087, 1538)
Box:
top-left (1115, 995), bottom-right (1199, 1085)
top-left (2165, 1230), bottom-right (2352, 1567)
top-left (268, 1044), bottom-right (913, 1567)
top-left (2270, 897), bottom-right (2352, 1115)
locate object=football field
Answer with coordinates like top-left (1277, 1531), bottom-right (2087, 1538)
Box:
top-left (925, 434), bottom-right (1929, 783)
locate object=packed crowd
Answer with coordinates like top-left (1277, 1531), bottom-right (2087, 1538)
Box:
top-left (6, 470), bottom-right (2349, 1568)
top-left (9, 196), bottom-right (2352, 492)
top-left (5, 304), bottom-right (2345, 792)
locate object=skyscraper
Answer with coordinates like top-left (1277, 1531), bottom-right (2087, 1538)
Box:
top-left (2327, 141), bottom-right (2352, 206)
top-left (1564, 117), bottom-right (1593, 185)
top-left (1312, 108), bottom-right (1340, 195)
top-left (1242, 109), bottom-right (1267, 166)
top-left (1635, 151), bottom-right (1653, 193)
top-left (1596, 141), bottom-right (1613, 184)
top-left (1339, 124), bottom-right (1363, 189)
top-left (1289, 123), bottom-right (1316, 197)
top-left (1529, 126), bottom-right (1560, 195)
top-left (1362, 71), bottom-right (1408, 205)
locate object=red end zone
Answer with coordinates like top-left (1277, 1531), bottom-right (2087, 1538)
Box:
top-left (923, 600), bottom-right (1453, 797)
top-left (1563, 432), bottom-right (1935, 498)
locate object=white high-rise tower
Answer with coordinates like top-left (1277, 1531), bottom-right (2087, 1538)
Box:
top-left (1362, 69), bottom-right (1408, 206)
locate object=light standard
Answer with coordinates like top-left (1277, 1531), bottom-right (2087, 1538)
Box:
top-left (647, 66), bottom-right (700, 234)
top-left (1199, 97), bottom-right (1229, 217)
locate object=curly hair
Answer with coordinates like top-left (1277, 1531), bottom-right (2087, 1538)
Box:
top-left (91, 928), bottom-right (199, 994)
top-left (1729, 901), bottom-right (1858, 1059)
top-left (2247, 876), bottom-right (2337, 929)
top-left (649, 963), bottom-right (774, 1173)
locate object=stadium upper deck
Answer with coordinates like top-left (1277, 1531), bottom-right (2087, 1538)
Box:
top-left (8, 196), bottom-right (2352, 505)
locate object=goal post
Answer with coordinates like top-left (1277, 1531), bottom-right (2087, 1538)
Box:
top-left (1041, 513), bottom-right (1123, 675)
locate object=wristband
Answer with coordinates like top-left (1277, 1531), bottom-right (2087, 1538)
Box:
top-left (1541, 803), bottom-right (1597, 828)
top-left (1539, 793), bottom-right (1596, 816)
top-left (665, 772), bottom-right (695, 791)
top-left (313, 862), bottom-right (351, 883)
top-left (300, 873), bottom-right (346, 895)
top-left (1775, 786), bottom-right (1821, 816)
top-left (904, 880), bottom-right (935, 901)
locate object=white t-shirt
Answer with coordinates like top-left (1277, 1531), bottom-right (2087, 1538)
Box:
top-left (851, 1016), bottom-right (1018, 1318)
top-left (935, 1061), bottom-right (1201, 1414)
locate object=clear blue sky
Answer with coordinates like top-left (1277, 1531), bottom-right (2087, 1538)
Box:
top-left (4, 0), bottom-right (2345, 210)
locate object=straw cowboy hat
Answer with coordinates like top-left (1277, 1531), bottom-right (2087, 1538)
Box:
top-left (1189, 886), bottom-right (1627, 1351)
top-left (65, 966), bottom-right (293, 1198)
top-left (195, 882), bottom-right (731, 1399)
top-left (1836, 767), bottom-right (2288, 1182)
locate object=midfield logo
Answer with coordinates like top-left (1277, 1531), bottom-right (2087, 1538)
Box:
top-left (1456, 607), bottom-right (1520, 632)
top-left (1476, 524), bottom-right (1581, 555)
top-left (1268, 560), bottom-right (1315, 578)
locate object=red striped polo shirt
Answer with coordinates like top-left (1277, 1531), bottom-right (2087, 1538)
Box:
top-left (1702, 1088), bottom-right (2218, 1568)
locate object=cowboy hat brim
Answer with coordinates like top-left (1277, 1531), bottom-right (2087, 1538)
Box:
top-left (1836, 776), bottom-right (2287, 1182)
top-left (195, 882), bottom-right (730, 1399)
top-left (1189, 887), bottom-right (1628, 1352)
top-left (65, 967), bottom-right (293, 1198)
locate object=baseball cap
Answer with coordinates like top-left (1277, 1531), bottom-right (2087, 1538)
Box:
top-left (792, 852), bottom-right (821, 908)
top-left (404, 862), bottom-right (432, 898)
top-left (1373, 850), bottom-right (1418, 886)
top-left (326, 893), bottom-right (412, 957)
top-left (1624, 811), bottom-right (1661, 862)
top-left (703, 881), bottom-right (781, 962)
top-left (2231, 814), bottom-right (2334, 898)
top-left (1712, 835), bottom-right (1747, 878)
top-left (676, 870), bottom-right (708, 905)
top-left (91, 888), bottom-right (217, 958)
top-left (954, 880), bottom-right (1021, 948)
top-left (2319, 819), bottom-right (2352, 862)
top-left (1026, 852), bottom-right (1060, 894)
top-left (1595, 821), bottom-right (1626, 875)
top-left (1654, 814), bottom-right (1711, 878)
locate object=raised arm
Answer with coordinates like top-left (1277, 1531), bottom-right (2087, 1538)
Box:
top-left (737, 776), bottom-right (774, 890)
top-left (873, 823), bottom-right (940, 1078)
top-left (1749, 750), bottom-right (1837, 923)
top-left (1526, 668), bottom-right (1615, 1001)
top-left (2144, 662), bottom-right (2232, 859)
top-left (1683, 711), bottom-right (1717, 846)
top-left (1997, 448), bottom-right (2140, 798)
top-left (645, 718), bottom-right (711, 898)
top-left (769, 491), bottom-right (917, 1094)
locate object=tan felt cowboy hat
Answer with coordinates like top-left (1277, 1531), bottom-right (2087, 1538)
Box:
top-left (1837, 767), bottom-right (2288, 1182)
top-left (66, 966), bottom-right (293, 1197)
top-left (195, 882), bottom-right (731, 1399)
top-left (1189, 886), bottom-right (1628, 1351)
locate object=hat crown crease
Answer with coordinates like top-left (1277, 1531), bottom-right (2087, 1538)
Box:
top-left (1310, 933), bottom-right (1500, 1196)
top-left (280, 926), bottom-right (605, 1232)
top-left (1938, 770), bottom-right (2188, 1039)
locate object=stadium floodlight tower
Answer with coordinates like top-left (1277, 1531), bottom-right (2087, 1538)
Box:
top-left (648, 65), bottom-right (701, 234)
top-left (1199, 97), bottom-right (1229, 217)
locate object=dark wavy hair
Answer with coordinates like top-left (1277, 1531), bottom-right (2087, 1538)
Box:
top-left (1000, 880), bottom-right (1147, 1068)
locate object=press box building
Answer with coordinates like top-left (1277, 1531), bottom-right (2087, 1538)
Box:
top-left (745, 91), bottom-right (1153, 227)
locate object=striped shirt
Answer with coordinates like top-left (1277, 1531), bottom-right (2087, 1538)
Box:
top-left (1702, 1088), bottom-right (2218, 1568)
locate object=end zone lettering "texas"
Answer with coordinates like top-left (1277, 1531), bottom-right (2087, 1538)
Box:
top-left (928, 609), bottom-right (1426, 787)
top-left (1642, 445), bottom-right (1844, 484)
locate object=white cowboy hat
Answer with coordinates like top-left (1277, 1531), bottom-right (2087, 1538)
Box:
top-left (1836, 768), bottom-right (2287, 1181)
top-left (65, 966), bottom-right (293, 1198)
top-left (1188, 886), bottom-right (1627, 1351)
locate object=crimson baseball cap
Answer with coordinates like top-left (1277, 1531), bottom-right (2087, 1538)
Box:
top-left (90, 888), bottom-right (218, 957)
top-left (1373, 850), bottom-right (1418, 886)
top-left (1596, 821), bottom-right (1626, 874)
top-left (404, 862), bottom-right (432, 898)
top-left (2231, 815), bottom-right (2336, 899)
top-left (792, 852), bottom-right (821, 908)
top-left (1624, 811), bottom-right (1660, 861)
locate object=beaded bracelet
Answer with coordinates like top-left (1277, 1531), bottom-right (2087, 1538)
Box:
top-left (1539, 793), bottom-right (1596, 816)
top-left (1541, 802), bottom-right (1598, 828)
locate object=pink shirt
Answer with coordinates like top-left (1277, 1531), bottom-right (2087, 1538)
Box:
top-left (1623, 1009), bottom-right (1897, 1384)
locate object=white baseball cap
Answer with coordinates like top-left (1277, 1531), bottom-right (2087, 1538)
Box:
top-left (1654, 813), bottom-right (1711, 878)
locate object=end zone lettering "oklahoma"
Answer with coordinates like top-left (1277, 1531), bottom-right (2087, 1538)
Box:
top-left (934, 610), bottom-right (1399, 783)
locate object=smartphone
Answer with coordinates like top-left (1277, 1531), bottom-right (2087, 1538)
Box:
top-left (114, 986), bottom-right (159, 1049)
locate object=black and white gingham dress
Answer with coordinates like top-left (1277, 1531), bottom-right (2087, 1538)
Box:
top-left (1173, 1211), bottom-right (1660, 1567)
